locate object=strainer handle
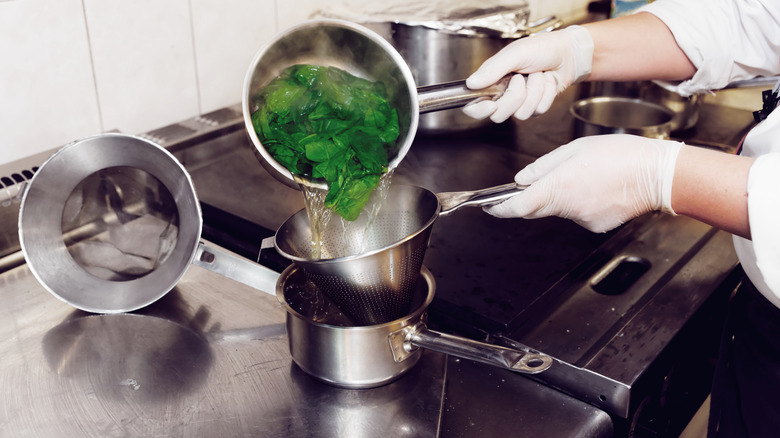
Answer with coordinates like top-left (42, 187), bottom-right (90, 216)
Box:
top-left (436, 182), bottom-right (527, 216)
top-left (406, 324), bottom-right (553, 374)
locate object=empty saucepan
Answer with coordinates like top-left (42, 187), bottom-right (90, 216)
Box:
top-left (19, 133), bottom-right (280, 313)
top-left (264, 182), bottom-right (525, 325)
top-left (278, 263), bottom-right (552, 389)
top-left (242, 18), bottom-right (510, 191)
top-left (571, 96), bottom-right (676, 139)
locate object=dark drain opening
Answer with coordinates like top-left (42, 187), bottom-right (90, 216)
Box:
top-left (591, 256), bottom-right (651, 296)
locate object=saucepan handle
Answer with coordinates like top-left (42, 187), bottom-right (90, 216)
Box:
top-left (416, 76), bottom-right (512, 114)
top-left (192, 242), bottom-right (279, 296)
top-left (403, 323), bottom-right (553, 374)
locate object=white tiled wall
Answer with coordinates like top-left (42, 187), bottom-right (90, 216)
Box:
top-left (0, 0), bottom-right (590, 166)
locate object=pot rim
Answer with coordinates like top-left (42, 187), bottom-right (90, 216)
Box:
top-left (18, 133), bottom-right (202, 314)
top-left (272, 184), bottom-right (441, 266)
top-left (570, 96), bottom-right (675, 130)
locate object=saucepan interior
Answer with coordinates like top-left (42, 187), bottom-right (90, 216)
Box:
top-left (19, 133), bottom-right (202, 313)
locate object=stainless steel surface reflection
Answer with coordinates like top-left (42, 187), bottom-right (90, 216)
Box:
top-left (43, 314), bottom-right (211, 391)
top-left (0, 248), bottom-right (445, 437)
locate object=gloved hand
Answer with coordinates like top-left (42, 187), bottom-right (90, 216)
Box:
top-left (463, 25), bottom-right (594, 122)
top-left (485, 134), bottom-right (683, 233)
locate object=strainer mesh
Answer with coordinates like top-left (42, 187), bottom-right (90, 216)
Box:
top-left (279, 207), bottom-right (433, 325)
top-left (304, 242), bottom-right (428, 325)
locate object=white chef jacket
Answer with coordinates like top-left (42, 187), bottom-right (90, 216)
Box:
top-left (640, 0), bottom-right (780, 308)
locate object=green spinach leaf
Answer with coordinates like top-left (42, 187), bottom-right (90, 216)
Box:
top-left (251, 64), bottom-right (400, 221)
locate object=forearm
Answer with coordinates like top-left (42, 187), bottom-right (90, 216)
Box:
top-left (671, 145), bottom-right (753, 239)
top-left (582, 12), bottom-right (696, 82)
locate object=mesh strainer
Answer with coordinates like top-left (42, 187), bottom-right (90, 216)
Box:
top-left (267, 183), bottom-right (524, 325)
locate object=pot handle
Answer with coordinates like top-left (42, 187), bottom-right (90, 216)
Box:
top-left (436, 182), bottom-right (527, 216)
top-left (417, 76), bottom-right (512, 114)
top-left (192, 242), bottom-right (279, 296)
top-left (397, 322), bottom-right (553, 374)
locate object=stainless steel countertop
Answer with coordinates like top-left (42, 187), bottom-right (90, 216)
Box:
top-left (0, 241), bottom-right (611, 437)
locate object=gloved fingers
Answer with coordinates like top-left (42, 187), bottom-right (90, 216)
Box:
top-left (462, 99), bottom-right (497, 120)
top-left (466, 39), bottom-right (528, 90)
top-left (483, 188), bottom-right (541, 219)
top-left (512, 72), bottom-right (546, 120)
top-left (489, 74), bottom-right (528, 123)
top-left (534, 72), bottom-right (559, 115)
top-left (514, 140), bottom-right (583, 185)
top-left (485, 181), bottom-right (628, 234)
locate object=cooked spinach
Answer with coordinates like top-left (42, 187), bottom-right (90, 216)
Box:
top-left (251, 64), bottom-right (400, 221)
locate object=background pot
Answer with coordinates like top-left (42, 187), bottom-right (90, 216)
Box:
top-left (368, 15), bottom-right (561, 135)
top-left (571, 96), bottom-right (676, 139)
top-left (583, 81), bottom-right (701, 133)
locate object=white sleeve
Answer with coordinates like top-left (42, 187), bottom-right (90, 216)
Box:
top-left (745, 153), bottom-right (780, 300)
top-left (638, 0), bottom-right (780, 96)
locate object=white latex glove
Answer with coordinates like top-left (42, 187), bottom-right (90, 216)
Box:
top-left (485, 134), bottom-right (683, 233)
top-left (463, 25), bottom-right (594, 122)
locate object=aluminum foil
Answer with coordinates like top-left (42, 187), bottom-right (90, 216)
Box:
top-left (318, 0), bottom-right (535, 39)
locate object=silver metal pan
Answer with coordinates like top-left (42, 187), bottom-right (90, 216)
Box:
top-left (277, 264), bottom-right (552, 388)
top-left (242, 18), bottom-right (509, 191)
top-left (19, 133), bottom-right (279, 313)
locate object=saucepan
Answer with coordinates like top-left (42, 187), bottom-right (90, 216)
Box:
top-left (19, 133), bottom-right (279, 313)
top-left (372, 14), bottom-right (561, 135)
top-left (277, 263), bottom-right (552, 388)
top-left (242, 18), bottom-right (510, 191)
top-left (579, 80), bottom-right (703, 134)
top-left (264, 182), bottom-right (526, 325)
top-left (570, 96), bottom-right (676, 139)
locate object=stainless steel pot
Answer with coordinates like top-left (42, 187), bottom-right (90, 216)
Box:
top-left (19, 133), bottom-right (279, 313)
top-left (242, 19), bottom-right (510, 191)
top-left (638, 82), bottom-right (700, 132)
top-left (377, 16), bottom-right (561, 135)
top-left (277, 264), bottom-right (552, 388)
top-left (583, 81), bottom-right (700, 133)
top-left (571, 96), bottom-right (676, 139)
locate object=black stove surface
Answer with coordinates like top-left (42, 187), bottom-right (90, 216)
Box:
top-left (423, 207), bottom-right (615, 335)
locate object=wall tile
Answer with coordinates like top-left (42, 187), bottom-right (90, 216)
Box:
top-left (83, 0), bottom-right (199, 135)
top-left (276, 0), bottom-right (321, 28)
top-left (0, 0), bottom-right (100, 165)
top-left (191, 0), bottom-right (277, 113)
top-left (0, 0), bottom-right (592, 168)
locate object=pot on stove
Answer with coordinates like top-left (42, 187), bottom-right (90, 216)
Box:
top-left (277, 264), bottom-right (552, 388)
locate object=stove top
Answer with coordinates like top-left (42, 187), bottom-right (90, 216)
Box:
top-left (174, 110), bottom-right (739, 421)
top-left (0, 88), bottom-right (747, 432)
